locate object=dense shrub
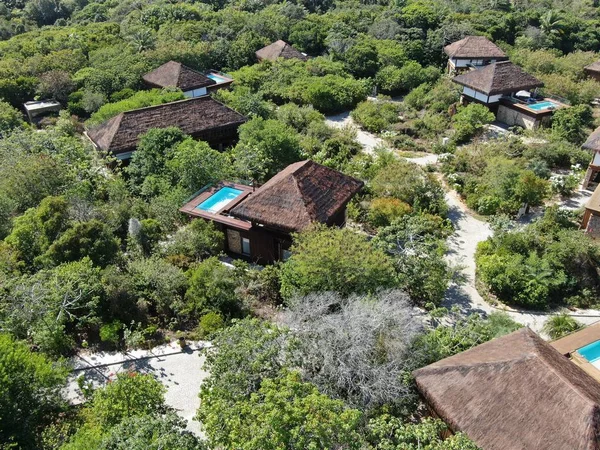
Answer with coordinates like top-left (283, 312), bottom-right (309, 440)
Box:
top-left (351, 98), bottom-right (399, 133)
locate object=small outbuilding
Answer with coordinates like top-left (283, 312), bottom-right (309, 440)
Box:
top-left (143, 61), bottom-right (233, 98)
top-left (413, 327), bottom-right (600, 450)
top-left (23, 100), bottom-right (62, 123)
top-left (452, 61), bottom-right (567, 129)
top-left (86, 96), bottom-right (246, 160)
top-left (584, 61), bottom-right (600, 82)
top-left (443, 36), bottom-right (507, 73)
top-left (255, 40), bottom-right (308, 62)
top-left (180, 160), bottom-right (363, 263)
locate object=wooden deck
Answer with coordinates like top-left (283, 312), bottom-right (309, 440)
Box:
top-left (550, 321), bottom-right (600, 355)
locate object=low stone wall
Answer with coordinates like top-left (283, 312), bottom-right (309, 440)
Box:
top-left (497, 104), bottom-right (538, 129)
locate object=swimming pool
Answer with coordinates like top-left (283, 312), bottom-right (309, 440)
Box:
top-left (578, 340), bottom-right (600, 363)
top-left (207, 73), bottom-right (229, 84)
top-left (528, 101), bottom-right (558, 111)
top-left (197, 187), bottom-right (242, 213)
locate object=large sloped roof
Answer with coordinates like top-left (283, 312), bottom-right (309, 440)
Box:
top-left (87, 97), bottom-right (246, 155)
top-left (255, 40), bottom-right (308, 62)
top-left (444, 36), bottom-right (507, 59)
top-left (413, 327), bottom-right (600, 450)
top-left (230, 160), bottom-right (363, 232)
top-left (585, 61), bottom-right (600, 74)
top-left (452, 61), bottom-right (543, 95)
top-left (583, 126), bottom-right (600, 152)
top-left (143, 61), bottom-right (216, 91)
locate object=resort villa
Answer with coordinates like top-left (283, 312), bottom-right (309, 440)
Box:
top-left (443, 36), bottom-right (508, 74)
top-left (452, 61), bottom-right (568, 129)
top-left (414, 327), bottom-right (600, 450)
top-left (143, 61), bottom-right (233, 98)
top-left (582, 184), bottom-right (600, 237)
top-left (255, 40), bottom-right (309, 62)
top-left (86, 96), bottom-right (246, 160)
top-left (583, 126), bottom-right (600, 190)
top-left (585, 61), bottom-right (600, 82)
top-left (180, 160), bottom-right (363, 264)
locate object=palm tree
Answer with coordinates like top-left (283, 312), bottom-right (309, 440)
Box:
top-left (542, 312), bottom-right (582, 340)
top-left (539, 10), bottom-right (565, 36)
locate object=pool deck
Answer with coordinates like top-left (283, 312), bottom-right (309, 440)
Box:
top-left (550, 321), bottom-right (600, 355)
top-left (501, 97), bottom-right (569, 116)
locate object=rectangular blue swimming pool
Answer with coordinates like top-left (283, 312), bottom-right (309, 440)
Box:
top-left (528, 101), bottom-right (558, 111)
top-left (196, 187), bottom-right (242, 213)
top-left (578, 340), bottom-right (600, 363)
top-left (207, 73), bottom-right (229, 84)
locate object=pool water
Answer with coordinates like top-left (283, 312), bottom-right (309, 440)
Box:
top-left (528, 101), bottom-right (558, 111)
top-left (207, 73), bottom-right (229, 84)
top-left (578, 340), bottom-right (600, 363)
top-left (197, 187), bottom-right (242, 213)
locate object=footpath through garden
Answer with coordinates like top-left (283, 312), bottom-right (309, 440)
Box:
top-left (325, 110), bottom-right (600, 333)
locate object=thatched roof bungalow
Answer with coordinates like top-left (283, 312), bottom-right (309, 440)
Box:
top-left (413, 327), bottom-right (600, 450)
top-left (255, 40), bottom-right (308, 62)
top-left (443, 36), bottom-right (507, 73)
top-left (582, 127), bottom-right (600, 189)
top-left (585, 61), bottom-right (600, 82)
top-left (180, 160), bottom-right (363, 263)
top-left (87, 96), bottom-right (246, 160)
top-left (143, 61), bottom-right (233, 98)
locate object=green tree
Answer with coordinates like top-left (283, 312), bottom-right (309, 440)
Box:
top-left (551, 104), bottom-right (594, 145)
top-left (0, 101), bottom-right (24, 134)
top-left (0, 333), bottom-right (68, 449)
top-left (279, 225), bottom-right (398, 299)
top-left (542, 312), bottom-right (583, 339)
top-left (45, 220), bottom-right (120, 267)
top-left (164, 219), bottom-right (224, 265)
top-left (452, 103), bottom-right (495, 143)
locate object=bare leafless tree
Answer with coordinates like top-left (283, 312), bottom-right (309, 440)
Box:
top-left (282, 290), bottom-right (423, 410)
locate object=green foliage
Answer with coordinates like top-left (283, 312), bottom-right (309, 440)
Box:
top-left (542, 312), bottom-right (582, 339)
top-left (99, 321), bottom-right (123, 347)
top-left (368, 197), bottom-right (412, 228)
top-left (452, 103), bottom-right (495, 143)
top-left (0, 101), bottom-right (24, 134)
top-left (87, 373), bottom-right (165, 429)
top-left (0, 333), bottom-right (68, 449)
top-left (551, 104), bottom-right (594, 145)
top-left (45, 220), bottom-right (120, 268)
top-left (197, 311), bottom-right (225, 339)
top-left (279, 225), bottom-right (398, 300)
top-left (368, 416), bottom-right (480, 449)
top-left (164, 219), bottom-right (224, 265)
top-left (351, 99), bottom-right (399, 133)
top-left (376, 62), bottom-right (440, 95)
top-left (88, 89), bottom-right (185, 126)
top-left (185, 257), bottom-right (245, 318)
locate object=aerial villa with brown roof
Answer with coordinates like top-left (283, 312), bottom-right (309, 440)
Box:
top-left (582, 184), bottom-right (600, 237)
top-left (584, 61), bottom-right (600, 82)
top-left (413, 327), bottom-right (600, 450)
top-left (180, 160), bottom-right (363, 264)
top-left (583, 126), bottom-right (600, 189)
top-left (86, 96), bottom-right (246, 161)
top-left (255, 40), bottom-right (308, 62)
top-left (143, 61), bottom-right (234, 98)
top-left (443, 36), bottom-right (508, 74)
top-left (452, 61), bottom-right (568, 129)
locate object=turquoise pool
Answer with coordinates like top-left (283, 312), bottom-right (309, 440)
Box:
top-left (197, 187), bottom-right (242, 213)
top-left (528, 101), bottom-right (558, 111)
top-left (207, 73), bottom-right (229, 84)
top-left (578, 340), bottom-right (600, 363)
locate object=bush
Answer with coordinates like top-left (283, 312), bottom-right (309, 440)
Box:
top-left (551, 104), bottom-right (594, 145)
top-left (542, 313), bottom-right (582, 339)
top-left (99, 321), bottom-right (123, 347)
top-left (368, 197), bottom-right (412, 228)
top-left (375, 62), bottom-right (439, 95)
top-left (351, 99), bottom-right (399, 133)
top-left (198, 312), bottom-right (225, 339)
top-left (452, 103), bottom-right (495, 143)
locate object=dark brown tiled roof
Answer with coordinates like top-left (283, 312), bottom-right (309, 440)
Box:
top-left (444, 36), bottom-right (507, 59)
top-left (452, 61), bottom-right (543, 95)
top-left (255, 40), bottom-right (308, 62)
top-left (87, 97), bottom-right (246, 155)
top-left (583, 126), bottom-right (600, 152)
top-left (585, 61), bottom-right (600, 74)
top-left (230, 160), bottom-right (363, 232)
top-left (413, 328), bottom-right (600, 450)
top-left (143, 61), bottom-right (216, 91)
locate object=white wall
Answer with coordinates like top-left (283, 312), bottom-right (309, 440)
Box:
top-left (593, 151), bottom-right (600, 166)
top-left (462, 87), bottom-right (500, 103)
top-left (184, 87), bottom-right (208, 98)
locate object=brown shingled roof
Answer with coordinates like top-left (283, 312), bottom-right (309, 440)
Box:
top-left (255, 40), bottom-right (308, 62)
top-left (583, 126), bottom-right (600, 152)
top-left (87, 96), bottom-right (246, 156)
top-left (585, 61), bottom-right (600, 75)
top-left (444, 36), bottom-right (507, 59)
top-left (452, 61), bottom-right (543, 95)
top-left (143, 61), bottom-right (216, 91)
top-left (230, 160), bottom-right (363, 232)
top-left (413, 327), bottom-right (600, 450)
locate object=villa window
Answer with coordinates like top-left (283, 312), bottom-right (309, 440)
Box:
top-left (242, 238), bottom-right (251, 256)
